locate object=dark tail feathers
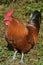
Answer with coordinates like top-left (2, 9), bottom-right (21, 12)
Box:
top-left (30, 10), bottom-right (41, 23)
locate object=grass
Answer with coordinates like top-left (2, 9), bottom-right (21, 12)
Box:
top-left (0, 0), bottom-right (43, 65)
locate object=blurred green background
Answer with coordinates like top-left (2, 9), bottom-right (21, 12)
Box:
top-left (0, 0), bottom-right (43, 65)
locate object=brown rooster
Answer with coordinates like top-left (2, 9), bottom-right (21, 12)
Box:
top-left (4, 10), bottom-right (41, 63)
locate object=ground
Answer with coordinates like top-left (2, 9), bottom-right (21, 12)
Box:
top-left (0, 0), bottom-right (43, 65)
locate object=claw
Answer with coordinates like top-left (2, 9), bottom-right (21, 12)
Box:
top-left (19, 60), bottom-right (24, 64)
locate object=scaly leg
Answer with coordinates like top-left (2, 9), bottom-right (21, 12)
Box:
top-left (10, 51), bottom-right (17, 62)
top-left (12, 51), bottom-right (17, 60)
top-left (19, 53), bottom-right (24, 64)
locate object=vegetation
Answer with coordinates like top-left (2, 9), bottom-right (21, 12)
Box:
top-left (0, 0), bottom-right (43, 65)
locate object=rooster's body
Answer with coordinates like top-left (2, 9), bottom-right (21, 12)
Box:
top-left (4, 10), bottom-right (41, 63)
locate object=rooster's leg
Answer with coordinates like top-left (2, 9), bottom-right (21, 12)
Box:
top-left (19, 53), bottom-right (24, 64)
top-left (12, 51), bottom-right (17, 60)
top-left (9, 51), bottom-right (17, 62)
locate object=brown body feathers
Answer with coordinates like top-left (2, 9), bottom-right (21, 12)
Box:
top-left (4, 10), bottom-right (41, 53)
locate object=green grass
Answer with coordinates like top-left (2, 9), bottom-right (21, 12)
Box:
top-left (0, 0), bottom-right (43, 65)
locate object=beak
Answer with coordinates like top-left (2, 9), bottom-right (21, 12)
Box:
top-left (3, 19), bottom-right (6, 25)
top-left (3, 18), bottom-right (9, 22)
top-left (4, 18), bottom-right (10, 25)
top-left (3, 19), bottom-right (6, 22)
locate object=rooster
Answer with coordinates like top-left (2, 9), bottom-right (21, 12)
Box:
top-left (4, 10), bottom-right (41, 63)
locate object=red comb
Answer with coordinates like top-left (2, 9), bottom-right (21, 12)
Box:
top-left (5, 10), bottom-right (14, 18)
